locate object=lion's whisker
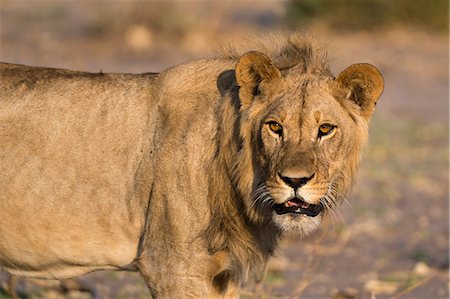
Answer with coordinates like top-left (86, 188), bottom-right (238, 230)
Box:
top-left (251, 183), bottom-right (274, 212)
top-left (321, 196), bottom-right (339, 226)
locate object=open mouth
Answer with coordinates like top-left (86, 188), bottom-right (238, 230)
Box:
top-left (273, 197), bottom-right (323, 217)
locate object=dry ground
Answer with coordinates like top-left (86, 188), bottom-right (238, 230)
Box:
top-left (0, 2), bottom-right (448, 298)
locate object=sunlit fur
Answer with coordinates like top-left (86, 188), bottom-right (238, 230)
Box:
top-left (0, 33), bottom-right (382, 297)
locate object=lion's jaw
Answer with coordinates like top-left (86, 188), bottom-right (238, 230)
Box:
top-left (264, 176), bottom-right (335, 235)
top-left (272, 210), bottom-right (323, 235)
top-left (251, 177), bottom-right (333, 235)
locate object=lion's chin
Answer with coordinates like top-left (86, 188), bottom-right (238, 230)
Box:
top-left (272, 212), bottom-right (323, 236)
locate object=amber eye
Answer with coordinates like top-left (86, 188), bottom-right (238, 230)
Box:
top-left (267, 121), bottom-right (283, 136)
top-left (318, 124), bottom-right (335, 137)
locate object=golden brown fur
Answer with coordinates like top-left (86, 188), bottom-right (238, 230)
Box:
top-left (0, 34), bottom-right (383, 297)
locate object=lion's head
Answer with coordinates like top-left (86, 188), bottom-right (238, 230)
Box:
top-left (229, 37), bottom-right (384, 236)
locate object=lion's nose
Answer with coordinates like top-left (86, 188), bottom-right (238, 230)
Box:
top-left (279, 172), bottom-right (315, 189)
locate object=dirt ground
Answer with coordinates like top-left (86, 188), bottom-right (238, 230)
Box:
top-left (0, 1), bottom-right (448, 298)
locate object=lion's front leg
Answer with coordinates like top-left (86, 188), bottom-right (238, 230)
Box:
top-left (138, 249), bottom-right (238, 299)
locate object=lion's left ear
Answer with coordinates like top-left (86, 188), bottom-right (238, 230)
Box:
top-left (336, 63), bottom-right (384, 120)
top-left (235, 51), bottom-right (281, 108)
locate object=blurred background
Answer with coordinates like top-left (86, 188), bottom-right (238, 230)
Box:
top-left (0, 0), bottom-right (448, 298)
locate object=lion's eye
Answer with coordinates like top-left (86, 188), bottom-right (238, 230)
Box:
top-left (318, 124), bottom-right (335, 138)
top-left (267, 121), bottom-right (283, 136)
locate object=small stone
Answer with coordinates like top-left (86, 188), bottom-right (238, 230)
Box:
top-left (413, 261), bottom-right (432, 276)
top-left (125, 25), bottom-right (153, 52)
top-left (364, 279), bottom-right (399, 295)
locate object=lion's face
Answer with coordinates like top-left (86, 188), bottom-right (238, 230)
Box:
top-left (251, 77), bottom-right (362, 233)
top-left (234, 51), bottom-right (383, 235)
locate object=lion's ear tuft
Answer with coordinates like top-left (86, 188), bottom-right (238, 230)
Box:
top-left (336, 63), bottom-right (384, 120)
top-left (235, 51), bottom-right (281, 108)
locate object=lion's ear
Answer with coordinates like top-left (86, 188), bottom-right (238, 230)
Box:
top-left (336, 63), bottom-right (384, 120)
top-left (235, 51), bottom-right (281, 108)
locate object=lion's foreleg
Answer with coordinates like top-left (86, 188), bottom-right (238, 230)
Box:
top-left (138, 255), bottom-right (210, 298)
top-left (138, 249), bottom-right (238, 299)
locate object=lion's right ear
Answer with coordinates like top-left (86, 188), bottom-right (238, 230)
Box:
top-left (235, 51), bottom-right (281, 108)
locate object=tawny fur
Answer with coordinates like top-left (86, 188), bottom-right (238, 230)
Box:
top-left (0, 34), bottom-right (383, 298)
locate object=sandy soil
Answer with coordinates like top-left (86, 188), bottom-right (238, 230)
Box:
top-left (0, 2), bottom-right (448, 298)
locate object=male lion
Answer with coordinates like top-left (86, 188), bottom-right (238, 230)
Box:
top-left (0, 35), bottom-right (383, 297)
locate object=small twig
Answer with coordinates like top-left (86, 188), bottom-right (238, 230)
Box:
top-left (7, 275), bottom-right (18, 298)
top-left (290, 225), bottom-right (331, 298)
top-left (389, 273), bottom-right (437, 299)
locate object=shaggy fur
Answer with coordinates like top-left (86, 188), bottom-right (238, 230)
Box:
top-left (0, 34), bottom-right (383, 298)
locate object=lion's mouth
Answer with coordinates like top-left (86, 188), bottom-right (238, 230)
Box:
top-left (273, 197), bottom-right (323, 217)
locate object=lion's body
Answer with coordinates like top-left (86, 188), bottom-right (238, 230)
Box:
top-left (0, 35), bottom-right (383, 297)
top-left (0, 65), bottom-right (158, 277)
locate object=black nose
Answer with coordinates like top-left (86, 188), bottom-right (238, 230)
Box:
top-left (279, 173), bottom-right (315, 189)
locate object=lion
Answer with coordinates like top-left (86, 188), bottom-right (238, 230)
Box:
top-left (0, 34), bottom-right (383, 298)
